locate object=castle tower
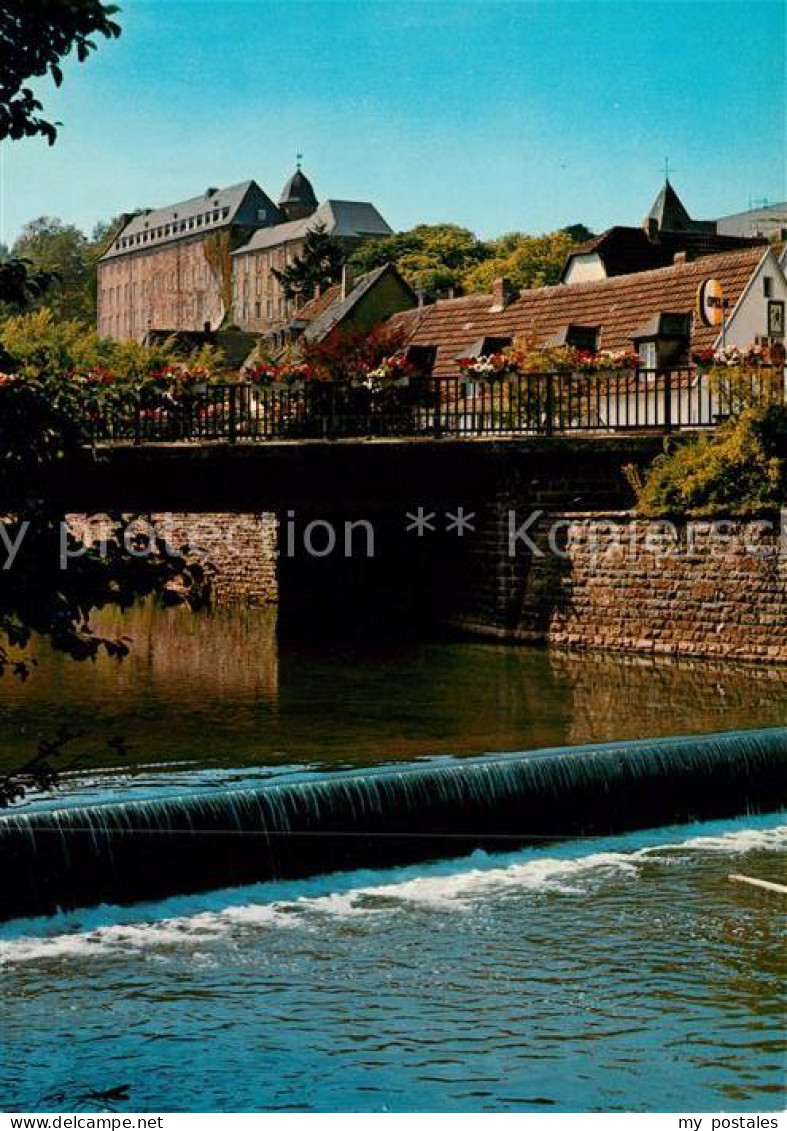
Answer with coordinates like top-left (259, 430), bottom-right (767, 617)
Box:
top-left (278, 161), bottom-right (318, 222)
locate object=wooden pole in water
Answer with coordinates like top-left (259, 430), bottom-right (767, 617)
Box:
top-left (729, 873), bottom-right (787, 895)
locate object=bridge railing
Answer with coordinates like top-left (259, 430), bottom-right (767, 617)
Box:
top-left (86, 364), bottom-right (785, 443)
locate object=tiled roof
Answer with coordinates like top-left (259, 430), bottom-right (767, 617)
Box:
top-left (561, 225), bottom-right (766, 281)
top-left (233, 200), bottom-right (392, 255)
top-left (100, 181), bottom-right (278, 260)
top-left (392, 246), bottom-right (769, 377)
top-left (293, 283), bottom-right (343, 325)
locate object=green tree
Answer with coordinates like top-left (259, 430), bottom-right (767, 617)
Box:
top-left (630, 400), bottom-right (787, 517)
top-left (273, 222), bottom-right (345, 303)
top-left (462, 230), bottom-right (583, 293)
top-left (0, 0), bottom-right (121, 145)
top-left (350, 223), bottom-right (487, 301)
top-left (350, 222), bottom-right (593, 301)
top-left (0, 258), bottom-right (57, 320)
top-left (561, 223), bottom-right (595, 244)
top-left (12, 215), bottom-right (95, 320)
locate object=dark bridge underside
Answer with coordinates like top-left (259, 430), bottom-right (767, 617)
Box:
top-left (49, 435), bottom-right (667, 640)
top-left (58, 434), bottom-right (665, 514)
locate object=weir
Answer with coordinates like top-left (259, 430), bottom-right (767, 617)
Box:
top-left (1, 727), bottom-right (785, 920)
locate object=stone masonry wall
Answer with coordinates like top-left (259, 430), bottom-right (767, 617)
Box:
top-left (451, 510), bottom-right (787, 664)
top-left (69, 512), bottom-right (278, 606)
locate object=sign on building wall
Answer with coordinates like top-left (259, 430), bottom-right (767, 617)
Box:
top-left (696, 278), bottom-right (726, 327)
top-left (767, 298), bottom-right (785, 337)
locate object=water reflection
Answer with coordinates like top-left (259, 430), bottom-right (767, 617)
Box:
top-left (1, 602), bottom-right (786, 774)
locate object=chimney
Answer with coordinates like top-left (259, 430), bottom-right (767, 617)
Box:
top-left (490, 277), bottom-right (516, 313)
top-left (673, 251), bottom-right (687, 265)
top-left (341, 264), bottom-right (356, 300)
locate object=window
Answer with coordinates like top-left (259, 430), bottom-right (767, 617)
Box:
top-left (257, 209), bottom-right (267, 221)
top-left (480, 335), bottom-right (512, 355)
top-left (632, 313), bottom-right (690, 369)
top-left (564, 325), bottom-right (599, 352)
top-left (764, 276), bottom-right (774, 298)
top-left (254, 302), bottom-right (261, 319)
top-left (638, 341), bottom-right (657, 370)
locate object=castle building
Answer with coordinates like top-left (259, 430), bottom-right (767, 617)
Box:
top-left (230, 167), bottom-right (392, 338)
top-left (96, 167), bottom-right (392, 342)
top-left (97, 181), bottom-right (279, 340)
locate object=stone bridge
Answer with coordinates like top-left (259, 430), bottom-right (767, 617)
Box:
top-left (52, 435), bottom-right (787, 662)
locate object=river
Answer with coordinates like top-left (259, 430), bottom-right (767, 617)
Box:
top-left (0, 604), bottom-right (785, 1112)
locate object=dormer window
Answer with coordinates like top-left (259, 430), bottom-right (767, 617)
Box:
top-left (481, 335), bottom-right (512, 354)
top-left (406, 345), bottom-right (437, 376)
top-left (465, 335), bottom-right (513, 357)
top-left (631, 311), bottom-right (691, 369)
top-left (548, 324), bottom-right (600, 352)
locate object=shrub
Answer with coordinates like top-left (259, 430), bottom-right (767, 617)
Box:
top-left (630, 404), bottom-right (787, 516)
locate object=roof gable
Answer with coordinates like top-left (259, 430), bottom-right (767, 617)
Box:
top-left (303, 264), bottom-right (415, 343)
top-left (560, 225), bottom-right (766, 282)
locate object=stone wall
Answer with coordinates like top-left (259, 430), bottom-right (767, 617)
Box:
top-left (451, 510), bottom-right (787, 664)
top-left (69, 512), bottom-right (278, 606)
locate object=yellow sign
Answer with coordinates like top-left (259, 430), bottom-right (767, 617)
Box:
top-left (696, 278), bottom-right (726, 327)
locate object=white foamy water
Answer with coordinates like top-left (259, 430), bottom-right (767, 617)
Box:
top-left (2, 819), bottom-right (785, 966)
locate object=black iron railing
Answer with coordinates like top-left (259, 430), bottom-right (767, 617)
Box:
top-left (88, 366), bottom-right (785, 444)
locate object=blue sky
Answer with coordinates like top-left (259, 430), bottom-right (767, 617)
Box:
top-left (1, 0), bottom-right (784, 245)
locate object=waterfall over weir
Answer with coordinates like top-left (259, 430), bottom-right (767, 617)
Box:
top-left (2, 728), bottom-right (785, 920)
